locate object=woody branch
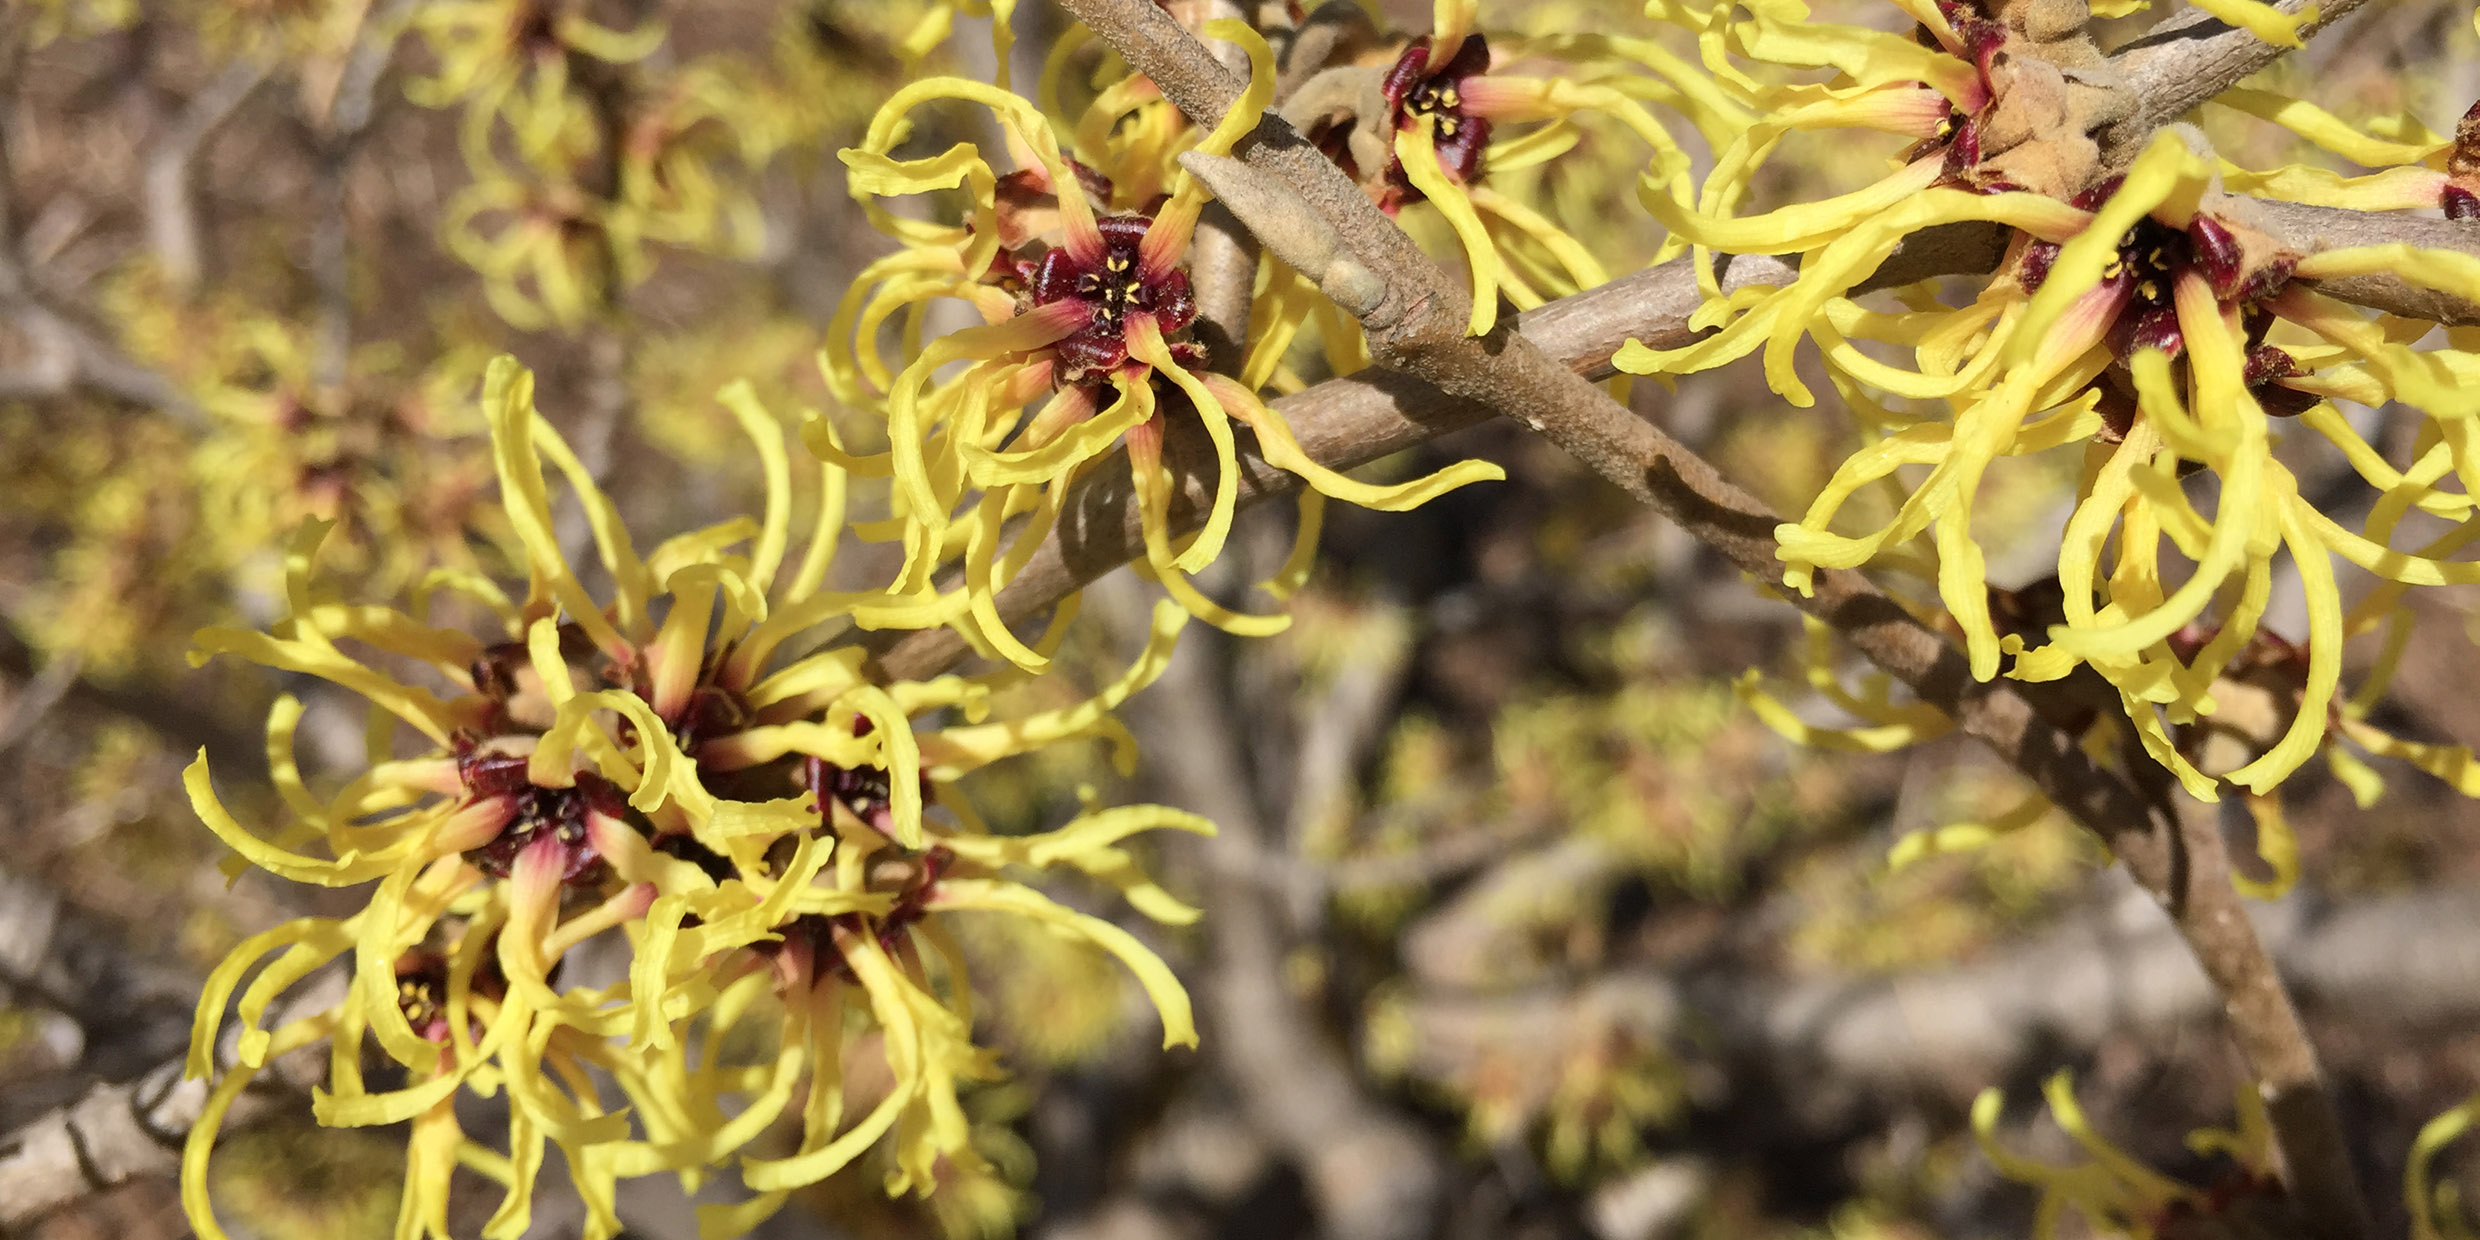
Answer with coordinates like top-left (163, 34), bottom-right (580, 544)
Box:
top-left (1013, 2), bottom-right (2435, 1236)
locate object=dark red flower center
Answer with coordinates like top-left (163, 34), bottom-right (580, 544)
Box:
top-left (766, 844), bottom-right (956, 985)
top-left (2016, 181), bottom-right (2308, 430)
top-left (455, 747), bottom-right (623, 885)
top-left (1023, 213), bottom-right (1199, 387)
top-left (2444, 99), bottom-right (2480, 219)
top-left (671, 684), bottom-right (750, 752)
top-left (1377, 34), bottom-right (1493, 209)
top-left (393, 947), bottom-right (508, 1044)
top-left (2145, 1164), bottom-right (2293, 1240)
top-left (802, 728), bottom-right (937, 841)
top-left (510, 0), bottom-right (562, 59)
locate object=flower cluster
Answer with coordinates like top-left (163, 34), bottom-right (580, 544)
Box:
top-left (1625, 0), bottom-right (2480, 880)
top-left (821, 16), bottom-right (1504, 657)
top-left (0, 279), bottom-right (502, 675)
top-left (414, 0), bottom-right (933, 329)
top-left (155, 2), bottom-right (1704, 1230)
top-left (1282, 0), bottom-right (1710, 334)
top-left (183, 358), bottom-right (1209, 1239)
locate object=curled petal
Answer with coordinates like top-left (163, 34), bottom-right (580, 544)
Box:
top-left (1395, 124), bottom-right (1503, 337)
top-left (932, 877), bottom-right (1198, 1049)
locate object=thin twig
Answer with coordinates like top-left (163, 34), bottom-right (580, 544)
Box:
top-left (309, 0), bottom-right (416, 391)
top-left (556, 37), bottom-right (642, 561)
top-left (142, 57), bottom-right (270, 295)
top-left (1390, 880), bottom-right (2480, 1104)
top-left (0, 623), bottom-right (264, 776)
top-left (1113, 586), bottom-right (1447, 1240)
top-left (0, 5), bottom-right (29, 251)
top-left (2158, 793), bottom-right (2365, 1240)
top-left (0, 976), bottom-right (334, 1231)
top-left (871, 248), bottom-right (1798, 680)
top-left (0, 867), bottom-right (201, 1078)
top-left (0, 650), bottom-right (81, 756)
top-left (0, 26), bottom-right (205, 424)
top-left (0, 205), bottom-right (203, 420)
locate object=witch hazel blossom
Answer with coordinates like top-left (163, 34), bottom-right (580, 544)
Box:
top-left (1277, 0), bottom-right (1697, 335)
top-left (2011, 180), bottom-right (2313, 436)
top-left (177, 349), bottom-right (1219, 1240)
top-left (1615, 3), bottom-right (2480, 891)
top-left (1369, 32), bottom-right (1495, 212)
top-left (821, 18), bottom-right (1499, 662)
top-left (1023, 212), bottom-right (1204, 385)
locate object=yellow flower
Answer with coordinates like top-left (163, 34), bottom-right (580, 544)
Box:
top-left (0, 290), bottom-right (496, 673)
top-left (184, 357), bottom-right (1216, 1239)
top-left (407, 0), bottom-right (664, 168)
top-left (610, 60), bottom-right (779, 259)
top-left (2409, 1091), bottom-right (2480, 1240)
top-left (820, 19), bottom-right (1498, 660)
top-left (1616, 11), bottom-right (2480, 805)
top-left (444, 168), bottom-right (631, 330)
top-left (182, 321), bottom-right (497, 598)
top-left (1279, 0), bottom-right (1713, 335)
top-left (1975, 1071), bottom-right (2281, 1240)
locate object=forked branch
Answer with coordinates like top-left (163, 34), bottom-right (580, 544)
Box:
top-left (1048, 2), bottom-right (2377, 1236)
